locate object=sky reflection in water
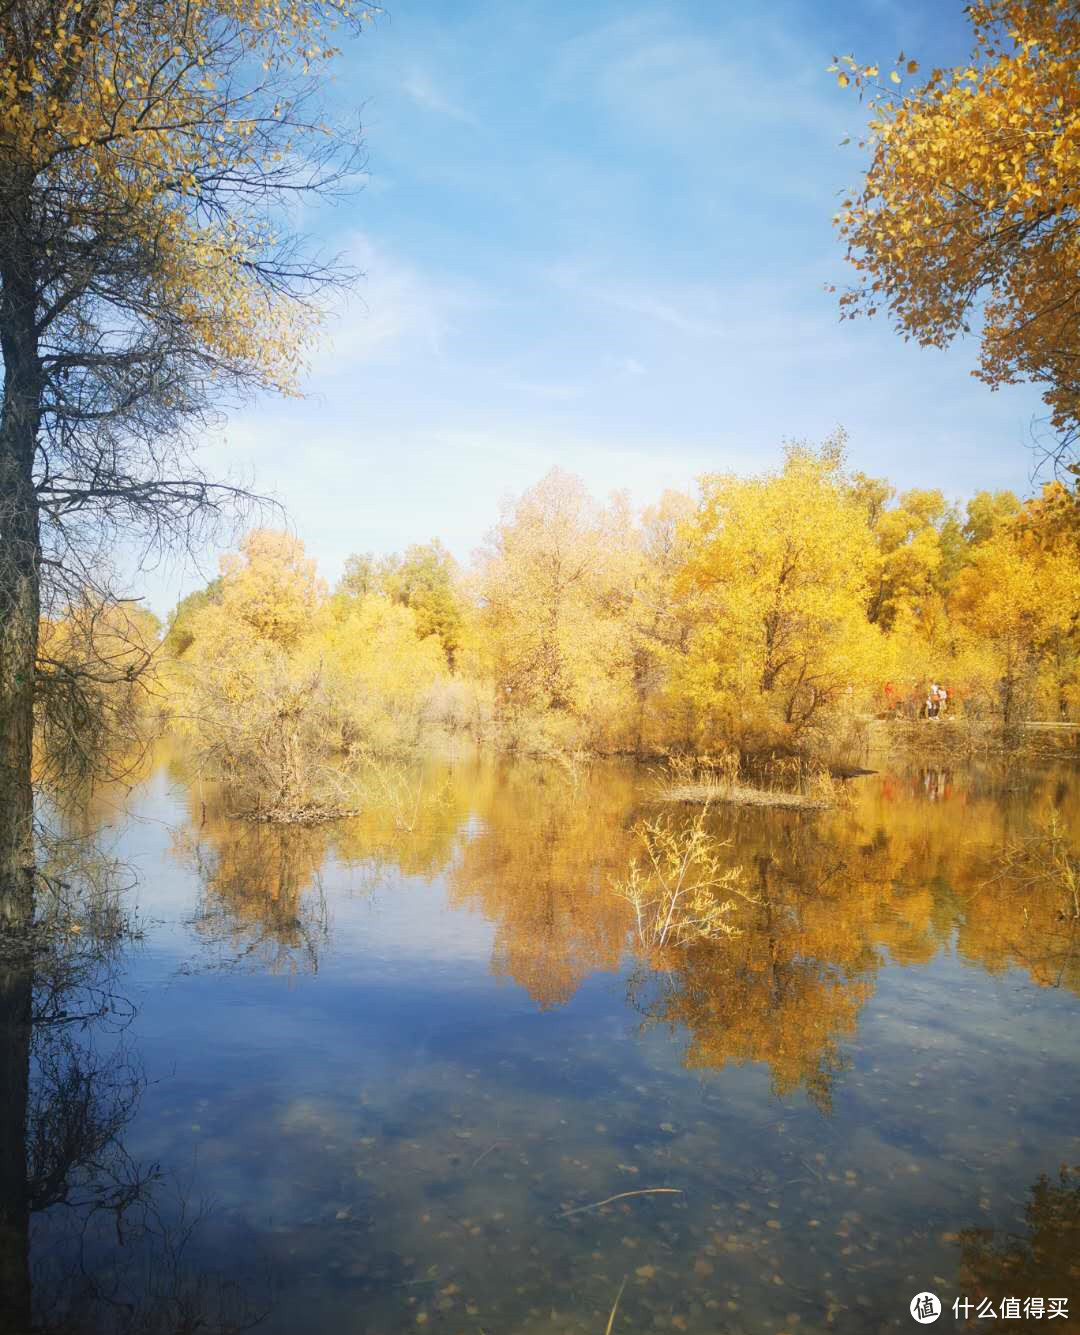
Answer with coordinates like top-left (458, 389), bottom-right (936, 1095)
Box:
top-left (30, 755), bottom-right (1080, 1333)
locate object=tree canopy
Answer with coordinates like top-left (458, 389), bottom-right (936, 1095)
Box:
top-left (832, 0), bottom-right (1080, 467)
top-left (1, 0), bottom-right (372, 878)
top-left (157, 447), bottom-right (1080, 796)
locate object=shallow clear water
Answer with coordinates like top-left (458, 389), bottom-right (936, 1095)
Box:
top-left (25, 753), bottom-right (1080, 1333)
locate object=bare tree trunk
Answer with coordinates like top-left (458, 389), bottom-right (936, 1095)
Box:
top-left (1, 167), bottom-right (42, 884)
top-left (0, 170), bottom-right (41, 1335)
top-left (0, 470), bottom-right (37, 887)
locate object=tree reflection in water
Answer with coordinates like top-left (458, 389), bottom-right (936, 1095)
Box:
top-left (628, 772), bottom-right (1080, 1115)
top-left (446, 762), bottom-right (637, 1009)
top-left (627, 815), bottom-right (890, 1115)
top-left (175, 818), bottom-right (331, 976)
top-left (170, 757), bottom-right (1080, 1107)
top-left (170, 757), bottom-right (481, 977)
top-left (4, 755), bottom-right (1073, 1331)
top-left (955, 1164), bottom-right (1080, 1322)
top-left (0, 833), bottom-right (267, 1335)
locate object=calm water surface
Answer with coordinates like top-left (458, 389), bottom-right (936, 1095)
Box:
top-left (30, 754), bottom-right (1080, 1333)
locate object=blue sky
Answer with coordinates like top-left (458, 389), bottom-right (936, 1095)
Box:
top-left (146, 0), bottom-right (1049, 613)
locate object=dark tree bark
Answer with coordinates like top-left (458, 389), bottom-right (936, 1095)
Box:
top-left (0, 968), bottom-right (31, 1335)
top-left (0, 0), bottom-right (365, 823)
top-left (0, 170), bottom-right (37, 1335)
top-left (0, 168), bottom-right (41, 891)
top-left (0, 863), bottom-right (32, 1335)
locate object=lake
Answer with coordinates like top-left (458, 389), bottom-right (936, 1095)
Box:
top-left (25, 751), bottom-right (1080, 1333)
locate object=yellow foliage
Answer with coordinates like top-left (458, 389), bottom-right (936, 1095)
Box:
top-left (156, 457), bottom-right (1078, 814)
top-left (169, 529), bottom-right (449, 814)
top-left (677, 437), bottom-right (880, 748)
top-left (219, 530), bottom-right (325, 649)
top-left (950, 521), bottom-right (1079, 724)
top-left (614, 809), bottom-right (750, 950)
top-left (0, 1), bottom-right (370, 391)
top-left (834, 1), bottom-right (1080, 446)
top-left (318, 594), bottom-right (447, 752)
top-left (474, 469), bottom-right (642, 752)
top-left (864, 487), bottom-right (954, 629)
top-left (36, 597), bottom-right (162, 788)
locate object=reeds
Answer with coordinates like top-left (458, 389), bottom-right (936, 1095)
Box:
top-left (655, 752), bottom-right (845, 810)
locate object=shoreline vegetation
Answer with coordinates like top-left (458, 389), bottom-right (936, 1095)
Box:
top-left (35, 442), bottom-right (1079, 825)
top-left (660, 783), bottom-right (836, 811)
top-left (654, 752), bottom-right (854, 812)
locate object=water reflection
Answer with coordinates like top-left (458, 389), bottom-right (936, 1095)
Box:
top-left (15, 753), bottom-right (1078, 1333)
top-left (175, 818), bottom-right (331, 975)
top-left (174, 756), bottom-right (1080, 1110)
top-left (0, 837), bottom-right (267, 1335)
top-left (955, 1164), bottom-right (1080, 1321)
top-left (628, 797), bottom-right (999, 1114)
top-left (446, 763), bottom-right (637, 1008)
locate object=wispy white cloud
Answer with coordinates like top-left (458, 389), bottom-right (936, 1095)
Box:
top-left (313, 233), bottom-right (490, 371)
top-left (544, 261), bottom-right (850, 351)
top-left (499, 376), bottom-right (585, 403)
top-left (400, 67), bottom-right (477, 125)
top-left (550, 8), bottom-right (843, 147)
top-left (587, 281), bottom-right (726, 340)
top-left (130, 1), bottom-right (1046, 621)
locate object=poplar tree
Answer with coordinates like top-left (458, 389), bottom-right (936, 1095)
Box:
top-left (0, 6), bottom-right (369, 1320)
top-left (832, 0), bottom-right (1080, 470)
top-left (0, 0), bottom-right (371, 881)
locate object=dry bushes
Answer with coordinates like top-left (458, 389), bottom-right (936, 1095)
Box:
top-left (613, 807), bottom-right (752, 949)
top-left (655, 752), bottom-right (848, 811)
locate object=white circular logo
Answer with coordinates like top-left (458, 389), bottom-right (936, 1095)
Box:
top-left (910, 1293), bottom-right (941, 1324)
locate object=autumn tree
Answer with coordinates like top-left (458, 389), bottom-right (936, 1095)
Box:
top-left (950, 516), bottom-right (1079, 727)
top-left (475, 470), bottom-right (640, 752)
top-left (320, 588), bottom-right (447, 753)
top-left (337, 552), bottom-right (380, 601)
top-left (678, 438), bottom-right (878, 749)
top-left (921, 488), bottom-right (1022, 600)
top-left (338, 540), bottom-right (464, 667)
top-left (164, 531), bottom-right (330, 815)
top-left (1015, 483), bottom-right (1080, 716)
top-left (861, 485), bottom-right (955, 630)
top-left (0, 0), bottom-right (372, 886)
top-left (219, 529), bottom-right (323, 649)
top-left (627, 490), bottom-right (697, 754)
top-left (170, 530), bottom-right (449, 815)
top-left (832, 0), bottom-right (1080, 469)
top-left (0, 10), bottom-right (368, 1283)
top-left (1025, 477), bottom-right (1080, 548)
top-left (36, 596), bottom-right (162, 790)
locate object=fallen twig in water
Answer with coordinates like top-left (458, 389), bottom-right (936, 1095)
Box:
top-left (557, 1188), bottom-right (683, 1218)
top-left (605, 1276), bottom-right (628, 1334)
top-left (468, 1141), bottom-right (503, 1172)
